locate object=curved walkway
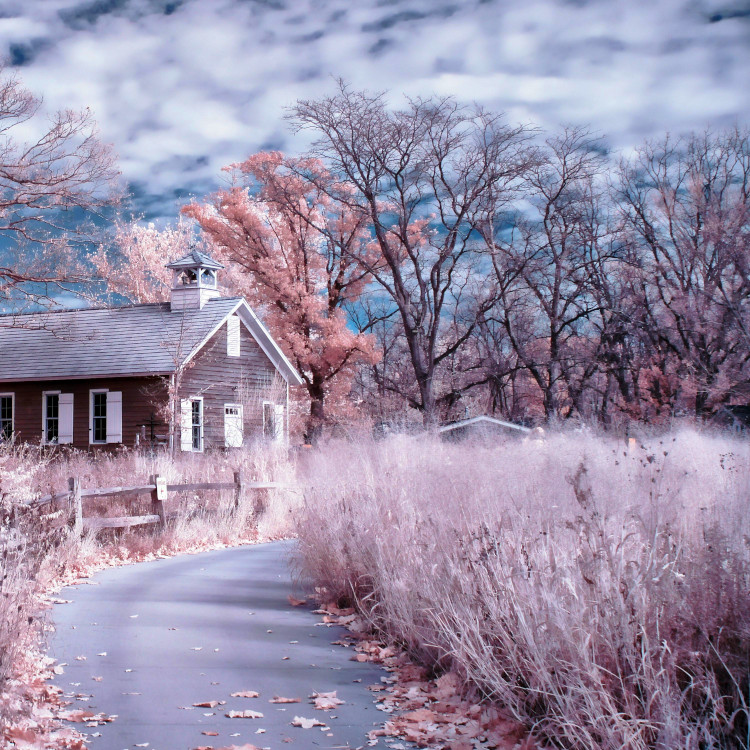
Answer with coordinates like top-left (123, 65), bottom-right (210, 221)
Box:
top-left (48, 541), bottom-right (387, 750)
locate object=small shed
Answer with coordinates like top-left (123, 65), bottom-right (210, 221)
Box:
top-left (438, 415), bottom-right (531, 441)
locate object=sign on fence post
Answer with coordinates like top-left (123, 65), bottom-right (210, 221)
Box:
top-left (150, 475), bottom-right (167, 529)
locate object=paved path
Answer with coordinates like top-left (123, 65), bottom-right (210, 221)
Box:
top-left (48, 541), bottom-right (389, 750)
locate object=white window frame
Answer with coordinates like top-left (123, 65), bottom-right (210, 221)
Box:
top-left (42, 390), bottom-right (61, 445)
top-left (190, 397), bottom-right (204, 452)
top-left (0, 392), bottom-right (14, 442)
top-left (89, 389), bottom-right (108, 445)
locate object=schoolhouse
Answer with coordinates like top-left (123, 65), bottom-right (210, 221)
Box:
top-left (0, 250), bottom-right (302, 450)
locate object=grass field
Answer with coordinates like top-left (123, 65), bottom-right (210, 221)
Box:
top-left (294, 429), bottom-right (750, 749)
top-left (2, 430), bottom-right (749, 748)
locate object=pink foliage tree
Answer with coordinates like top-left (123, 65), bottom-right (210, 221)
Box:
top-left (90, 218), bottom-right (197, 303)
top-left (183, 152), bottom-right (377, 440)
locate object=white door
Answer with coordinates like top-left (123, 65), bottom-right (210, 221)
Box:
top-left (274, 404), bottom-right (285, 443)
top-left (224, 404), bottom-right (243, 448)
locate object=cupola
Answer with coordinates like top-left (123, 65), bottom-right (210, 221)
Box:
top-left (166, 248), bottom-right (224, 311)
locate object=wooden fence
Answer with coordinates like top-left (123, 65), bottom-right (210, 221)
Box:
top-left (28, 471), bottom-right (284, 533)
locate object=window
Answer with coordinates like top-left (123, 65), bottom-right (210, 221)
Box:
top-left (180, 397), bottom-right (204, 452)
top-left (45, 393), bottom-right (74, 445)
top-left (44, 392), bottom-right (59, 443)
top-left (263, 401), bottom-right (285, 443)
top-left (224, 404), bottom-right (243, 447)
top-left (227, 315), bottom-right (240, 357)
top-left (0, 394), bottom-right (13, 441)
top-left (89, 390), bottom-right (122, 445)
top-left (191, 399), bottom-right (203, 451)
top-left (91, 391), bottom-right (107, 443)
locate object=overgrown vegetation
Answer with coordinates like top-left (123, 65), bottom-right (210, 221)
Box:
top-left (294, 430), bottom-right (750, 749)
top-left (0, 441), bottom-right (299, 731)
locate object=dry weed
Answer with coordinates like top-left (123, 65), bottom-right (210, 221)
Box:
top-left (294, 429), bottom-right (750, 749)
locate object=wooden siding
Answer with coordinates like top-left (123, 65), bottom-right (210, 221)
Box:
top-left (2, 376), bottom-right (168, 450)
top-left (179, 317), bottom-right (284, 449)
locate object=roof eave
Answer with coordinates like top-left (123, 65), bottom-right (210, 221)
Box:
top-left (0, 370), bottom-right (173, 384)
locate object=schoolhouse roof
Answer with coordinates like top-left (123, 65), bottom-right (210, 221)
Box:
top-left (0, 297), bottom-right (302, 385)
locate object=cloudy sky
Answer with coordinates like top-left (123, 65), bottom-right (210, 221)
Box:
top-left (1, 0), bottom-right (749, 221)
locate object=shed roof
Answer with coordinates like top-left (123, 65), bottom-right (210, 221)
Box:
top-left (437, 415), bottom-right (531, 434)
top-left (0, 297), bottom-right (302, 385)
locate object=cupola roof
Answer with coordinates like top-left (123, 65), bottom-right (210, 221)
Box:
top-left (166, 247), bottom-right (224, 271)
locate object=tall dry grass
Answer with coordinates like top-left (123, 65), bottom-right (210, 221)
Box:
top-left (293, 430), bottom-right (750, 749)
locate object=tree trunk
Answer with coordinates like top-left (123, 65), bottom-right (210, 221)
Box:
top-left (305, 374), bottom-right (326, 444)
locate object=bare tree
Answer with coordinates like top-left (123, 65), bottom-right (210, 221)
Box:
top-left (0, 67), bottom-right (120, 308)
top-left (290, 83), bottom-right (535, 426)
top-left (482, 128), bottom-right (610, 421)
top-left (614, 129), bottom-right (750, 419)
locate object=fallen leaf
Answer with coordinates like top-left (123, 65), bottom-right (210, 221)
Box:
top-left (193, 701), bottom-right (219, 708)
top-left (269, 696), bottom-right (300, 704)
top-left (225, 710), bottom-right (264, 719)
top-left (135, 744), bottom-right (150, 748)
top-left (230, 691), bottom-right (259, 698)
top-left (288, 595), bottom-right (306, 607)
top-left (201, 731), bottom-right (219, 736)
top-left (291, 716), bottom-right (326, 729)
top-left (311, 691), bottom-right (345, 711)
top-left (59, 710), bottom-right (95, 722)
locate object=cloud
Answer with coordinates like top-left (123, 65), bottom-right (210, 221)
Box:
top-left (0, 0), bottom-right (747, 221)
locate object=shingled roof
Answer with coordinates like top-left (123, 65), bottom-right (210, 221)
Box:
top-left (0, 297), bottom-right (302, 384)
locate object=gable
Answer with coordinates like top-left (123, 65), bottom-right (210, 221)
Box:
top-left (182, 301), bottom-right (303, 386)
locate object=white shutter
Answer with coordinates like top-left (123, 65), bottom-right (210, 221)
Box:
top-left (227, 316), bottom-right (240, 357)
top-left (106, 391), bottom-right (123, 443)
top-left (58, 393), bottom-right (74, 444)
top-left (274, 404), bottom-right (285, 443)
top-left (180, 398), bottom-right (192, 451)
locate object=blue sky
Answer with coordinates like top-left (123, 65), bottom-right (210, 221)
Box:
top-left (1, 0), bottom-right (749, 221)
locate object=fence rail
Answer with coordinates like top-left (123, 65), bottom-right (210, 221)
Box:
top-left (25, 471), bottom-right (285, 533)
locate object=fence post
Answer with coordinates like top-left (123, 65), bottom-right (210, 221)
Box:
top-left (68, 476), bottom-right (82, 534)
top-left (150, 474), bottom-right (167, 530)
top-left (233, 470), bottom-right (244, 513)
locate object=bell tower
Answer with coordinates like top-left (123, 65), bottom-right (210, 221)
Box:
top-left (167, 248), bottom-right (224, 311)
